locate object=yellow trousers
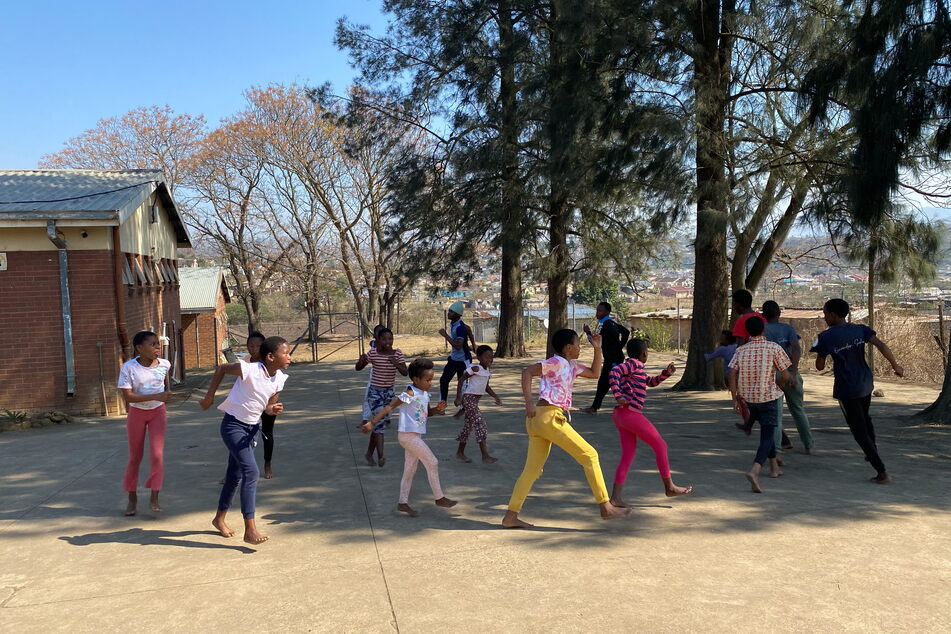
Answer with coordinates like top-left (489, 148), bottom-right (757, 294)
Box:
top-left (507, 405), bottom-right (610, 512)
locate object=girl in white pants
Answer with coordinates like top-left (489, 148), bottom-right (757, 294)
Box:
top-left (363, 358), bottom-right (458, 516)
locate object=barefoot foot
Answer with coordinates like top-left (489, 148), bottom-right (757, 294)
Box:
top-left (600, 504), bottom-right (633, 520)
top-left (264, 462), bottom-right (273, 479)
top-left (770, 470), bottom-right (783, 478)
top-left (746, 472), bottom-right (763, 493)
top-left (482, 455), bottom-right (498, 464)
top-left (243, 531), bottom-right (269, 545)
top-left (212, 517), bottom-right (236, 537)
top-left (501, 511), bottom-right (533, 528)
top-left (871, 472), bottom-right (891, 484)
top-left (609, 497), bottom-right (628, 508)
top-left (365, 453), bottom-right (377, 467)
top-left (124, 493), bottom-right (137, 516)
top-left (580, 407), bottom-right (598, 415)
top-left (665, 485), bottom-right (693, 497)
top-left (398, 503), bottom-right (419, 517)
top-left (435, 497), bottom-right (457, 508)
top-left (456, 452), bottom-right (472, 463)
top-left (378, 456), bottom-right (386, 467)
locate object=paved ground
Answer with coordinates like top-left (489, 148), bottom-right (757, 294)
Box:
top-left (2, 352), bottom-right (950, 633)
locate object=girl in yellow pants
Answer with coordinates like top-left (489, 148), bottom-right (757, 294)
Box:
top-left (502, 329), bottom-right (632, 528)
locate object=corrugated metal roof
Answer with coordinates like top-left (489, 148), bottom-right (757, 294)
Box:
top-left (179, 266), bottom-right (229, 313)
top-left (0, 169), bottom-right (191, 245)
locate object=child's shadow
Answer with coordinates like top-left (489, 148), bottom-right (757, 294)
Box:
top-left (60, 528), bottom-right (256, 554)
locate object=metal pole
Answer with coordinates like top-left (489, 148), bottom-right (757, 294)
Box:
top-left (676, 298), bottom-right (681, 351)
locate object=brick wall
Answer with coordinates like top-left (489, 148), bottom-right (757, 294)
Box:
top-left (0, 250), bottom-right (183, 415)
top-left (181, 288), bottom-right (228, 369)
top-left (0, 250), bottom-right (121, 414)
top-left (124, 275), bottom-right (182, 378)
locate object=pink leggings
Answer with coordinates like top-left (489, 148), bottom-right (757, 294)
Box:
top-left (123, 405), bottom-right (167, 492)
top-left (612, 406), bottom-right (671, 485)
top-left (398, 432), bottom-right (444, 504)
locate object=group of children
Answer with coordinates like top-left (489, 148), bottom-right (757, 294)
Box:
top-left (115, 295), bottom-right (904, 541)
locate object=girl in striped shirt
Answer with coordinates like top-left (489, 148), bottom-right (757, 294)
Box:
top-left (355, 328), bottom-right (407, 467)
top-left (608, 338), bottom-right (692, 507)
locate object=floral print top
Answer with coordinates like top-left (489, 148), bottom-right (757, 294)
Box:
top-left (538, 355), bottom-right (587, 410)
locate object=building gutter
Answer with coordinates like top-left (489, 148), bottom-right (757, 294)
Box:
top-left (46, 220), bottom-right (76, 396)
top-left (111, 226), bottom-right (131, 361)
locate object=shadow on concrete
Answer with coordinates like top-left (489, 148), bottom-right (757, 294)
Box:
top-left (59, 528), bottom-right (256, 554)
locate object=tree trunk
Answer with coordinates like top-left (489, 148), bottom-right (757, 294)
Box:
top-left (494, 1), bottom-right (526, 358)
top-left (675, 0), bottom-right (732, 390)
top-left (246, 290), bottom-right (262, 335)
top-left (547, 197), bottom-right (570, 357)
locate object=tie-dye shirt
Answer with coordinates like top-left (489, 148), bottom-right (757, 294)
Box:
top-left (538, 355), bottom-right (587, 409)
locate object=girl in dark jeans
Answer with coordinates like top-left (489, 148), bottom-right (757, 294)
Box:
top-left (247, 332), bottom-right (277, 479)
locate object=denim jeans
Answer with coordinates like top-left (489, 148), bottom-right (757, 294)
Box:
top-left (217, 414), bottom-right (260, 518)
top-left (748, 399), bottom-right (780, 465)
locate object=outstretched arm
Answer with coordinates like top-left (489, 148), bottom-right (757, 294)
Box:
top-left (522, 363), bottom-right (542, 418)
top-left (648, 364), bottom-right (675, 387)
top-left (361, 395), bottom-right (403, 433)
top-left (870, 337), bottom-right (904, 376)
top-left (199, 363), bottom-right (243, 410)
top-left (578, 333), bottom-right (603, 378)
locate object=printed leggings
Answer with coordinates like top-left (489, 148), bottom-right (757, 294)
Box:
top-left (398, 432), bottom-right (444, 504)
top-left (456, 394), bottom-right (487, 443)
top-left (123, 405), bottom-right (167, 492)
top-left (611, 406), bottom-right (671, 485)
top-left (507, 406), bottom-right (609, 512)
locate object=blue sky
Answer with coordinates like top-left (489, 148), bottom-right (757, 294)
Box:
top-left (0, 0), bottom-right (387, 167)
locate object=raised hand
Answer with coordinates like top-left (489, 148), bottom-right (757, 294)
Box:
top-left (582, 324), bottom-right (592, 336)
top-left (666, 363), bottom-right (676, 374)
top-left (589, 333), bottom-right (603, 348)
top-left (438, 328), bottom-right (448, 337)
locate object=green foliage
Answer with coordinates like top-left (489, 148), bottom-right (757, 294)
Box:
top-left (571, 278), bottom-right (629, 319)
top-left (2, 408), bottom-right (28, 422)
top-left (225, 302), bottom-right (248, 325)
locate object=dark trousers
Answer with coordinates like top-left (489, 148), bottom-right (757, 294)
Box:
top-left (440, 358), bottom-right (468, 402)
top-left (749, 399), bottom-right (779, 465)
top-left (261, 413), bottom-right (276, 462)
top-left (838, 395), bottom-right (886, 474)
top-left (590, 358), bottom-right (622, 411)
top-left (218, 414), bottom-right (260, 519)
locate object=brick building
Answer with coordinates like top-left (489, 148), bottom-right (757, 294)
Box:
top-left (0, 170), bottom-right (191, 415)
top-left (179, 266), bottom-right (230, 369)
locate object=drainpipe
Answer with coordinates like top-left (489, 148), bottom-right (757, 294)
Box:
top-left (47, 220), bottom-right (76, 396)
top-left (112, 226), bottom-right (130, 361)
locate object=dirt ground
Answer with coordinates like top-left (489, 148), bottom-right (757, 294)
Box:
top-left (1, 344), bottom-right (950, 632)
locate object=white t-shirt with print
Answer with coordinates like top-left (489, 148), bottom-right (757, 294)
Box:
top-left (396, 385), bottom-right (430, 434)
top-left (218, 361), bottom-right (288, 425)
top-left (117, 357), bottom-right (171, 410)
top-left (463, 363), bottom-right (492, 395)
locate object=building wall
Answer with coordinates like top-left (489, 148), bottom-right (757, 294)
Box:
top-left (181, 288), bottom-right (229, 369)
top-left (0, 249), bottom-right (122, 414)
top-left (0, 226), bottom-right (112, 251)
top-left (119, 194), bottom-right (180, 260)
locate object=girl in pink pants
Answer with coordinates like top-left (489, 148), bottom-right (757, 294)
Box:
top-left (117, 331), bottom-right (172, 516)
top-left (363, 358), bottom-right (458, 517)
top-left (608, 339), bottom-right (692, 507)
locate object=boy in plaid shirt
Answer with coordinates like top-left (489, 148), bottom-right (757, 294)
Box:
top-left (728, 315), bottom-right (792, 493)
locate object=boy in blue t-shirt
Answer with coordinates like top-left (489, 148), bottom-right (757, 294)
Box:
top-left (810, 298), bottom-right (904, 483)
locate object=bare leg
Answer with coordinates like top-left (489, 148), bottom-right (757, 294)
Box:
top-left (456, 441), bottom-right (472, 463)
top-left (746, 462), bottom-right (763, 493)
top-left (364, 435), bottom-right (376, 466)
top-left (479, 441), bottom-right (497, 463)
top-left (243, 517), bottom-right (268, 545)
top-left (610, 482), bottom-right (627, 508)
top-left (663, 477), bottom-right (692, 497)
top-left (501, 509), bottom-right (533, 528)
top-left (212, 510), bottom-right (235, 537)
top-left (375, 433), bottom-right (386, 467)
top-left (599, 502), bottom-right (633, 519)
top-left (149, 490), bottom-right (162, 512)
top-left (125, 491), bottom-right (137, 516)
top-left (769, 457), bottom-right (783, 478)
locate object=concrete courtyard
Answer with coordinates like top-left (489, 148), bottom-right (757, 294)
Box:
top-left (2, 352), bottom-right (950, 632)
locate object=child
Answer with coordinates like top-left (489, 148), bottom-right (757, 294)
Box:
top-left (360, 325), bottom-right (386, 428)
top-left (608, 339), bottom-right (692, 506)
top-left (453, 345), bottom-right (503, 464)
top-left (728, 316), bottom-right (791, 493)
top-left (199, 336), bottom-right (290, 545)
top-left (704, 330), bottom-right (737, 378)
top-left (811, 298), bottom-right (903, 483)
top-left (117, 331), bottom-right (172, 516)
top-left (355, 327), bottom-right (408, 467)
top-left (362, 358), bottom-right (457, 517)
top-left (246, 332), bottom-right (278, 479)
top-left (501, 329), bottom-right (631, 529)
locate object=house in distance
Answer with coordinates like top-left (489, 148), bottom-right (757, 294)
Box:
top-left (0, 169), bottom-right (191, 415)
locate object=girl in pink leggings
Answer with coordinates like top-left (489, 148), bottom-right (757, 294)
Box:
top-left (363, 358), bottom-right (458, 517)
top-left (608, 339), bottom-right (692, 507)
top-left (117, 331), bottom-right (172, 516)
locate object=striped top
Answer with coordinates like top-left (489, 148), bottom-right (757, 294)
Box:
top-left (367, 348), bottom-right (405, 388)
top-left (608, 358), bottom-right (672, 411)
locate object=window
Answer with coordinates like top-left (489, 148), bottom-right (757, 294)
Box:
top-left (132, 256), bottom-right (148, 285)
top-left (122, 255), bottom-right (135, 286)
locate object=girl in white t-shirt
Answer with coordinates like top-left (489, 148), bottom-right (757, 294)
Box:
top-left (200, 336), bottom-right (290, 545)
top-left (117, 331), bottom-right (172, 516)
top-left (362, 358), bottom-right (457, 517)
top-left (453, 345), bottom-right (503, 464)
